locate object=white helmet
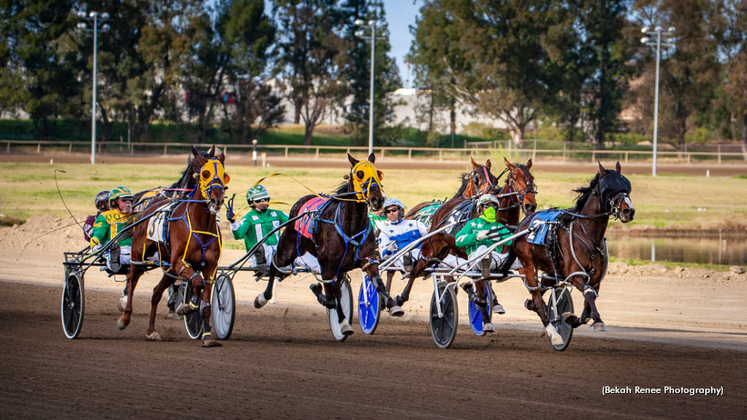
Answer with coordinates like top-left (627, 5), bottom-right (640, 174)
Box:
top-left (383, 198), bottom-right (405, 211)
top-left (477, 194), bottom-right (499, 207)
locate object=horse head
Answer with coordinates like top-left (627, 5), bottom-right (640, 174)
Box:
top-left (192, 145), bottom-right (230, 215)
top-left (467, 157), bottom-right (497, 197)
top-left (504, 157), bottom-right (537, 214)
top-left (597, 161), bottom-right (634, 223)
top-left (348, 152), bottom-right (385, 212)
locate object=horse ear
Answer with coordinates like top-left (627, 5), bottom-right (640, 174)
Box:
top-left (191, 145), bottom-right (200, 158)
top-left (208, 145), bottom-right (216, 157)
top-left (598, 161), bottom-right (608, 176)
top-left (218, 149), bottom-right (226, 164)
top-left (347, 153), bottom-right (359, 167)
top-left (615, 161), bottom-right (622, 173)
top-left (526, 159), bottom-right (532, 169)
top-left (470, 156), bottom-right (479, 170)
top-left (504, 157), bottom-right (515, 170)
top-left (485, 159), bottom-right (492, 170)
top-left (368, 152), bottom-right (376, 164)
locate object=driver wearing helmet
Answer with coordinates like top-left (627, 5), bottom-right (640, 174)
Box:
top-left (455, 194), bottom-right (513, 318)
top-left (377, 199), bottom-right (429, 269)
top-left (84, 190), bottom-right (110, 241)
top-left (90, 186), bottom-right (134, 273)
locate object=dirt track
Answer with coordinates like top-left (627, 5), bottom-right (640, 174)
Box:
top-left (2, 151), bottom-right (747, 176)
top-left (1, 280), bottom-right (745, 420)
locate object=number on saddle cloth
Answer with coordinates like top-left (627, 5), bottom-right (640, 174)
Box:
top-left (444, 200), bottom-right (477, 236)
top-left (295, 197), bottom-right (329, 240)
top-left (525, 210), bottom-right (563, 246)
top-left (146, 202), bottom-right (177, 244)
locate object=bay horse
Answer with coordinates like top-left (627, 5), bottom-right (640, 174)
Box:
top-left (118, 146), bottom-right (230, 347)
top-left (254, 153), bottom-right (403, 336)
top-left (511, 162), bottom-right (634, 346)
top-left (393, 157), bottom-right (537, 311)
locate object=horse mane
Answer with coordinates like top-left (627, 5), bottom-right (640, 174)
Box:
top-left (168, 151), bottom-right (211, 197)
top-left (453, 172), bottom-right (471, 198)
top-left (572, 173), bottom-right (600, 211)
top-left (334, 180), bottom-right (350, 196)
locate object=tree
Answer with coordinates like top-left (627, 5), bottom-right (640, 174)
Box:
top-left (0, 0), bottom-right (84, 137)
top-left (339, 0), bottom-right (401, 146)
top-left (713, 0), bottom-right (747, 159)
top-left (272, 0), bottom-right (350, 148)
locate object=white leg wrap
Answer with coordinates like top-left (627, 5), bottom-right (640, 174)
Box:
top-left (546, 323), bottom-right (564, 346)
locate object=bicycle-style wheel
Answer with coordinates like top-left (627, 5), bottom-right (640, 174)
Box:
top-left (358, 275), bottom-right (383, 334)
top-left (212, 273), bottom-right (235, 340)
top-left (61, 270), bottom-right (84, 339)
top-left (429, 281), bottom-right (458, 349)
top-left (547, 287), bottom-right (574, 351)
top-left (183, 281), bottom-right (203, 340)
top-left (328, 273), bottom-right (353, 342)
top-left (468, 282), bottom-right (493, 336)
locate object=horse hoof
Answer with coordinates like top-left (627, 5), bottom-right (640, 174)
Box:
top-left (389, 305), bottom-right (404, 317)
top-left (340, 320), bottom-right (354, 336)
top-left (203, 339), bottom-right (222, 348)
top-left (254, 294), bottom-right (268, 309)
top-left (117, 318), bottom-right (127, 330)
top-left (146, 331), bottom-right (162, 341)
top-left (592, 321), bottom-right (606, 332)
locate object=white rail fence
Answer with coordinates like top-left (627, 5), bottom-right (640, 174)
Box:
top-left (1, 139), bottom-right (746, 164)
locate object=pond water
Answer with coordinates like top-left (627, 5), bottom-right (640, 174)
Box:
top-left (606, 236), bottom-right (747, 266)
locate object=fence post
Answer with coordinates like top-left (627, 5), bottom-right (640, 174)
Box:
top-left (315, 148), bottom-right (319, 158)
top-left (381, 149), bottom-right (385, 159)
top-left (408, 149), bottom-right (412, 160)
top-left (625, 151), bottom-right (629, 163)
top-left (69, 142), bottom-right (73, 153)
top-left (591, 151), bottom-right (595, 163)
top-left (439, 150), bottom-right (443, 161)
top-left (718, 145), bottom-right (721, 164)
top-left (37, 142), bottom-right (41, 153)
top-left (285, 147), bottom-right (288, 157)
top-left (6, 142), bottom-right (9, 153)
top-left (164, 144), bottom-right (168, 154)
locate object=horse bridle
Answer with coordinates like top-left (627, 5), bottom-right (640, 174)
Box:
top-left (498, 166), bottom-right (537, 207)
top-left (471, 165), bottom-right (495, 196)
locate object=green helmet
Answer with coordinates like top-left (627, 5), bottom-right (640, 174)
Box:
top-left (246, 185), bottom-right (270, 205)
top-left (109, 186), bottom-right (134, 206)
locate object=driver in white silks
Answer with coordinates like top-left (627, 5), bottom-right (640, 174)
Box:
top-left (377, 199), bottom-right (429, 271)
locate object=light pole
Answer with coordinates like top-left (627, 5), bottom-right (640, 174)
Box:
top-left (77, 11), bottom-right (109, 165)
top-left (641, 26), bottom-right (675, 177)
top-left (252, 139), bottom-right (258, 167)
top-left (355, 17), bottom-right (385, 156)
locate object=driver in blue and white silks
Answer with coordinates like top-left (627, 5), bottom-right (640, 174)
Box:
top-left (227, 185), bottom-right (320, 274)
top-left (377, 199), bottom-right (428, 268)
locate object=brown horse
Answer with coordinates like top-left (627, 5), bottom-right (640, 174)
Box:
top-left (253, 153), bottom-right (403, 337)
top-left (511, 162), bottom-right (634, 346)
top-left (118, 146), bottom-right (229, 347)
top-left (393, 157), bottom-right (537, 310)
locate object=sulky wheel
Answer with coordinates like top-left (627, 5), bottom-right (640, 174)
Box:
top-left (183, 280), bottom-right (203, 340)
top-left (358, 275), bottom-right (383, 334)
top-left (61, 270), bottom-right (85, 339)
top-left (328, 273), bottom-right (354, 342)
top-left (547, 287), bottom-right (574, 351)
top-left (211, 273), bottom-right (236, 340)
top-left (468, 282), bottom-right (493, 336)
top-left (429, 281), bottom-right (458, 349)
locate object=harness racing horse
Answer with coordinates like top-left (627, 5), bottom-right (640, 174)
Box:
top-left (253, 153), bottom-right (403, 337)
top-left (511, 162), bottom-right (634, 346)
top-left (118, 146), bottom-right (230, 347)
top-left (392, 158), bottom-right (537, 311)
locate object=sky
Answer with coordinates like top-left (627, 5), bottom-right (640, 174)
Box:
top-left (381, 0), bottom-right (421, 87)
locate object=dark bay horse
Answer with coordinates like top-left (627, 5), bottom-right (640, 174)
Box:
top-left (511, 162), bottom-right (634, 346)
top-left (254, 153), bottom-right (403, 337)
top-left (392, 157), bottom-right (537, 310)
top-left (118, 146), bottom-right (230, 347)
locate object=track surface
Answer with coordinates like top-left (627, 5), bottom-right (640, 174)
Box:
top-left (1, 281), bottom-right (744, 419)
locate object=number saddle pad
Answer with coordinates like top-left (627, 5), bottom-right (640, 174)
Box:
top-left (295, 197), bottom-right (332, 239)
top-left (146, 202), bottom-right (178, 243)
top-left (442, 199), bottom-right (477, 236)
top-left (525, 210), bottom-right (563, 246)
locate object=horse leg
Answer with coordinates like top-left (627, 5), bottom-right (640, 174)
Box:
top-left (118, 266), bottom-right (143, 330)
top-left (393, 256), bottom-right (427, 308)
top-left (361, 261), bottom-right (403, 317)
top-left (145, 274), bottom-right (173, 341)
top-left (255, 234), bottom-right (297, 309)
top-left (583, 286), bottom-right (605, 331)
top-left (521, 267), bottom-right (563, 346)
top-left (200, 274), bottom-right (222, 347)
top-left (328, 281), bottom-right (353, 336)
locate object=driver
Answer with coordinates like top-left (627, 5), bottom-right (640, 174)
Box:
top-left (227, 185), bottom-right (320, 275)
top-left (377, 198), bottom-right (428, 270)
top-left (455, 194), bottom-right (513, 317)
top-left (90, 186), bottom-right (134, 270)
top-left (83, 190), bottom-right (110, 241)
